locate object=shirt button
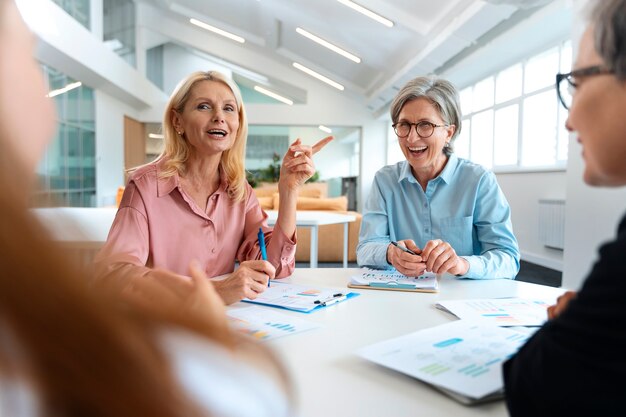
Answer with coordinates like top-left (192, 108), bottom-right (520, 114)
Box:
top-left (286, 246), bottom-right (292, 251)
top-left (212, 248), bottom-right (216, 253)
top-left (425, 228), bottom-right (429, 233)
top-left (424, 203), bottom-right (428, 208)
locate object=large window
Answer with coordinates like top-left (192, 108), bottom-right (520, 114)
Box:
top-left (457, 41), bottom-right (572, 171)
top-left (32, 66), bottom-right (96, 207)
top-left (51, 0), bottom-right (90, 29)
top-left (103, 0), bottom-right (136, 67)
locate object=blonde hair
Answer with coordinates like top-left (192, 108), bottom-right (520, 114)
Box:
top-left (159, 71), bottom-right (248, 202)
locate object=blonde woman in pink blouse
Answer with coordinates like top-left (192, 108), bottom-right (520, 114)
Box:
top-left (95, 71), bottom-right (331, 304)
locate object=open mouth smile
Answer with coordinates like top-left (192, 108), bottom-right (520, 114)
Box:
top-left (408, 145), bottom-right (428, 155)
top-left (207, 129), bottom-right (228, 138)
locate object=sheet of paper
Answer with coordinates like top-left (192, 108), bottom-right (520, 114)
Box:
top-left (242, 281), bottom-right (350, 312)
top-left (357, 320), bottom-right (529, 400)
top-left (350, 268), bottom-right (438, 290)
top-left (227, 306), bottom-right (321, 341)
top-left (436, 298), bottom-right (551, 326)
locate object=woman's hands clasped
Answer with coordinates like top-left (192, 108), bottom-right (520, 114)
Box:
top-left (387, 239), bottom-right (469, 276)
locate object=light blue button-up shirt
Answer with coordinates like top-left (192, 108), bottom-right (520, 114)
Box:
top-left (357, 154), bottom-right (520, 279)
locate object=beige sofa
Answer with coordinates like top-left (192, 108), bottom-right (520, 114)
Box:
top-left (253, 182), bottom-right (362, 263)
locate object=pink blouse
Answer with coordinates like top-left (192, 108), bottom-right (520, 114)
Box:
top-left (94, 160), bottom-right (296, 285)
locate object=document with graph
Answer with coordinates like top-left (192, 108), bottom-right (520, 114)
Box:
top-left (357, 320), bottom-right (530, 404)
top-left (242, 281), bottom-right (359, 313)
top-left (348, 268), bottom-right (438, 293)
top-left (435, 298), bottom-right (552, 326)
top-left (227, 306), bottom-right (321, 341)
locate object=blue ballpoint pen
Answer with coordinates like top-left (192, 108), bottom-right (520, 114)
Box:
top-left (257, 227), bottom-right (270, 287)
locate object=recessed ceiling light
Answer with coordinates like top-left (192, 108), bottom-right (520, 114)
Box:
top-left (337, 0), bottom-right (394, 27)
top-left (148, 133), bottom-right (164, 139)
top-left (253, 86), bottom-right (294, 105)
top-left (296, 27), bottom-right (361, 63)
top-left (318, 125), bottom-right (332, 134)
top-left (292, 62), bottom-right (345, 91)
top-left (189, 18), bottom-right (245, 43)
top-left (46, 81), bottom-right (82, 98)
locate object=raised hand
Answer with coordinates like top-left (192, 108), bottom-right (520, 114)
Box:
top-left (279, 136), bottom-right (333, 191)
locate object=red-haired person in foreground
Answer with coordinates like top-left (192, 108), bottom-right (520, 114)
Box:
top-left (0, 1), bottom-right (291, 415)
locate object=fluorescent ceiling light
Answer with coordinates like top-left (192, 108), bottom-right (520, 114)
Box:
top-left (46, 81), bottom-right (82, 98)
top-left (292, 62), bottom-right (344, 91)
top-left (337, 0), bottom-right (394, 27)
top-left (296, 27), bottom-right (361, 63)
top-left (318, 125), bottom-right (332, 134)
top-left (253, 86), bottom-right (294, 105)
top-left (190, 18), bottom-right (245, 43)
top-left (148, 133), bottom-right (164, 139)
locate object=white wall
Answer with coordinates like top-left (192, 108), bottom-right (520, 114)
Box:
top-left (95, 90), bottom-right (138, 206)
top-left (496, 171), bottom-right (567, 270)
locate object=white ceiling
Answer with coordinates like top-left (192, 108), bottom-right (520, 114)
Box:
top-left (138, 0), bottom-right (554, 115)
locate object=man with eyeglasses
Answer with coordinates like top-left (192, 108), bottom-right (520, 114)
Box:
top-left (504, 1), bottom-right (626, 415)
top-left (356, 76), bottom-right (520, 280)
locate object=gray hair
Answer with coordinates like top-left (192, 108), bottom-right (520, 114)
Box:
top-left (591, 0), bottom-right (626, 80)
top-left (389, 76), bottom-right (462, 156)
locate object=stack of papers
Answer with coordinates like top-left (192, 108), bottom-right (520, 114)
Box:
top-left (357, 320), bottom-right (530, 404)
top-left (348, 268), bottom-right (438, 292)
top-left (436, 298), bottom-right (551, 327)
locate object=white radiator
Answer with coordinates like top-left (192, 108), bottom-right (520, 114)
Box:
top-left (538, 199), bottom-right (565, 250)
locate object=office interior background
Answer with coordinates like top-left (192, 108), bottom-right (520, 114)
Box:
top-left (20, 0), bottom-right (626, 291)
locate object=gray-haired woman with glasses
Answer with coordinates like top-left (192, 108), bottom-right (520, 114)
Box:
top-left (357, 75), bottom-right (520, 279)
top-left (504, 1), bottom-right (626, 415)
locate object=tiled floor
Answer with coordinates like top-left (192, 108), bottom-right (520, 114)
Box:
top-left (295, 259), bottom-right (562, 288)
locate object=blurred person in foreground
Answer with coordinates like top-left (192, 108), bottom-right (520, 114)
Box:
top-left (504, 1), bottom-right (626, 415)
top-left (0, 1), bottom-right (291, 415)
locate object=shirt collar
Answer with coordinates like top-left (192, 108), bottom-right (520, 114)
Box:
top-left (156, 159), bottom-right (178, 197)
top-left (156, 159), bottom-right (230, 197)
top-left (398, 153), bottom-right (459, 185)
top-left (438, 153), bottom-right (459, 184)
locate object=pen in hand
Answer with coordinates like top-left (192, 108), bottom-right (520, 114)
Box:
top-left (391, 241), bottom-right (419, 256)
top-left (257, 227), bottom-right (270, 287)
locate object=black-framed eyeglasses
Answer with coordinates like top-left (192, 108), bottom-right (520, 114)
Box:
top-left (556, 65), bottom-right (614, 110)
top-left (392, 121), bottom-right (449, 138)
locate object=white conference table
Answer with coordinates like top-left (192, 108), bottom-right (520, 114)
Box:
top-left (230, 268), bottom-right (566, 417)
top-left (265, 210), bottom-right (356, 268)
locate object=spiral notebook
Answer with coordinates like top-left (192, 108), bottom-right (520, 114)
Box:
top-left (348, 268), bottom-right (438, 293)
